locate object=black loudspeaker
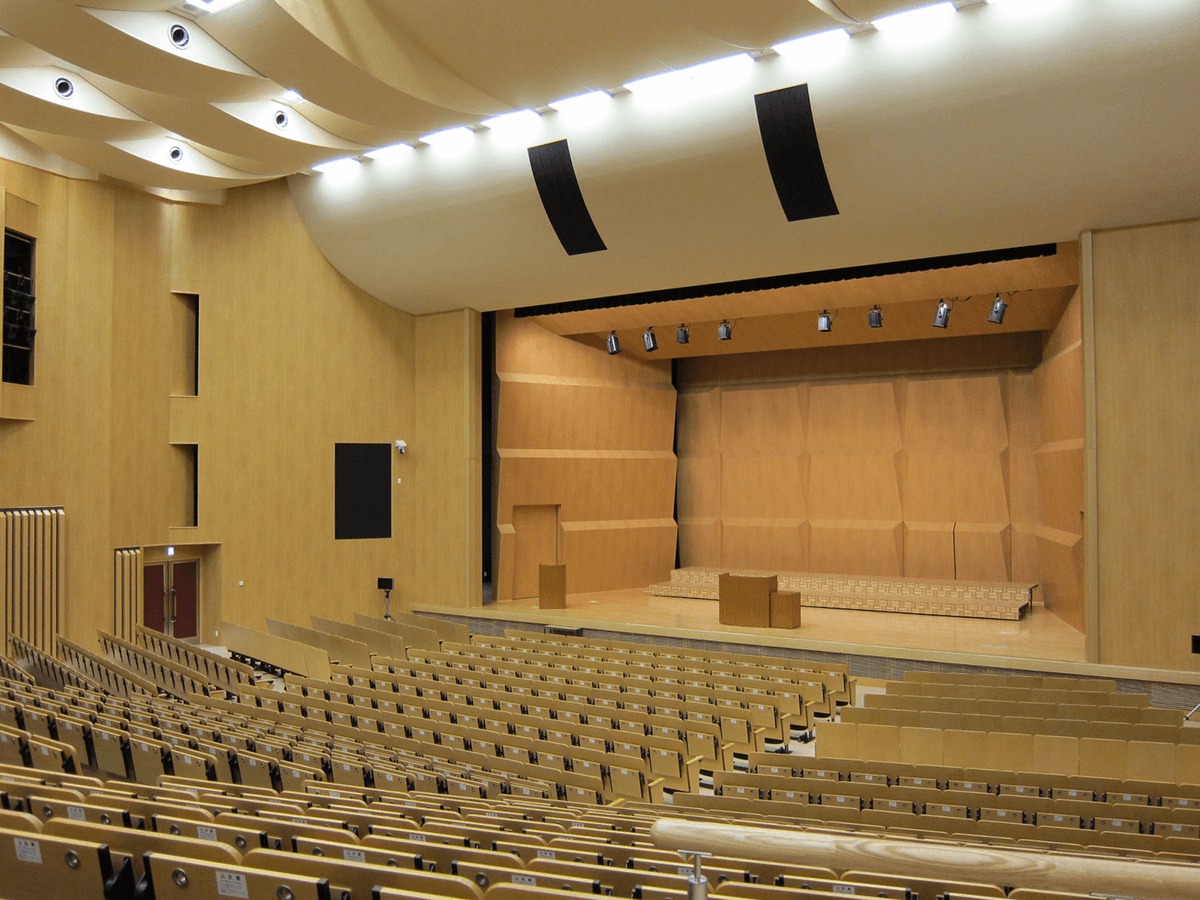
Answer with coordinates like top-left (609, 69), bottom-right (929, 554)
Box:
top-left (334, 443), bottom-right (392, 540)
top-left (754, 84), bottom-right (840, 222)
top-left (527, 140), bottom-right (607, 256)
top-left (378, 577), bottom-right (394, 591)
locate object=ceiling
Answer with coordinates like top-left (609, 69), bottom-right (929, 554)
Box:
top-left (2, 1), bottom-right (1199, 331)
top-left (0, 0), bottom-right (925, 193)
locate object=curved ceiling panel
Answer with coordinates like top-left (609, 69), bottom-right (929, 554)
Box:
top-left (0, 1), bottom-right (269, 100)
top-left (0, 67), bottom-right (153, 140)
top-left (289, 1), bottom-right (1200, 315)
top-left (7, 125), bottom-right (264, 191)
top-left (373, 0), bottom-right (834, 109)
top-left (202, 1), bottom-right (500, 133)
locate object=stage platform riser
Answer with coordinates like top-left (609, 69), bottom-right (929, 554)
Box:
top-left (651, 567), bottom-right (1033, 621)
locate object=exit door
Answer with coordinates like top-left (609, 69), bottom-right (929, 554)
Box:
top-left (143, 560), bottom-right (199, 640)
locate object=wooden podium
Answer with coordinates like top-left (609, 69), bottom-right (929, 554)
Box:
top-left (718, 573), bottom-right (776, 627)
top-left (770, 591), bottom-right (802, 629)
top-left (538, 564), bottom-right (566, 609)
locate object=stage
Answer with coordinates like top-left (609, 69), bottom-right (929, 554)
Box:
top-left (412, 588), bottom-right (1200, 702)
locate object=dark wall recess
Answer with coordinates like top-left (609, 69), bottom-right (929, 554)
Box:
top-left (528, 140), bottom-right (608, 256)
top-left (334, 443), bottom-right (392, 540)
top-left (755, 83), bottom-right (840, 223)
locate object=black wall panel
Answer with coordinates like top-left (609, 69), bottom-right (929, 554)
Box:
top-left (335, 442), bottom-right (391, 540)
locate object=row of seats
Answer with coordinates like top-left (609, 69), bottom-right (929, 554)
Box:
top-left (471, 630), bottom-right (855, 705)
top-left (816, 717), bottom-right (1200, 783)
top-left (2, 628), bottom-right (1200, 900)
top-left (844, 704), bottom-right (1191, 742)
top-left (0, 763), bottom-right (1175, 900)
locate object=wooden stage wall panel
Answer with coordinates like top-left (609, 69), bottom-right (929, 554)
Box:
top-left (493, 312), bottom-right (677, 601)
top-left (1093, 218), bottom-right (1200, 671)
top-left (677, 307), bottom-right (1084, 623)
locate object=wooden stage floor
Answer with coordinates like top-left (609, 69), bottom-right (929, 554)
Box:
top-left (437, 586), bottom-right (1088, 674)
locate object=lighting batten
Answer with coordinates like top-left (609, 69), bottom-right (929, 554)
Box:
top-left (772, 28), bottom-right (851, 62)
top-left (874, 2), bottom-right (957, 41)
top-left (364, 143), bottom-right (412, 161)
top-left (547, 90), bottom-right (612, 119)
top-left (420, 126), bottom-right (475, 150)
top-left (623, 53), bottom-right (754, 104)
top-left (312, 157), bottom-right (360, 176)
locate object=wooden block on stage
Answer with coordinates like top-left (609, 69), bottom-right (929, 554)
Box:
top-left (770, 591), bottom-right (802, 629)
top-left (539, 564), bottom-right (566, 609)
top-left (719, 573), bottom-right (776, 627)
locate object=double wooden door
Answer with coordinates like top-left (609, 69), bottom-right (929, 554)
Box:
top-left (142, 560), bottom-right (198, 640)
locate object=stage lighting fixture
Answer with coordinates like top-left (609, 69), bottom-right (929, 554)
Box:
top-left (718, 320), bottom-right (733, 341)
top-left (933, 299), bottom-right (952, 328)
top-left (988, 292), bottom-right (1008, 324)
top-left (643, 327), bottom-right (658, 352)
top-left (868, 305), bottom-right (883, 328)
top-left (817, 310), bottom-right (833, 333)
top-left (676, 324), bottom-right (690, 344)
top-left (606, 331), bottom-right (620, 354)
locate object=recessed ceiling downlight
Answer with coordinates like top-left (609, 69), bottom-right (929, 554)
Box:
top-left (54, 77), bottom-right (74, 99)
top-left (169, 24), bottom-right (190, 49)
top-left (273, 110), bottom-right (288, 129)
top-left (168, 146), bottom-right (184, 164)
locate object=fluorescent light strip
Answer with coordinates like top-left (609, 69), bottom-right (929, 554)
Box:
top-left (873, 2), bottom-right (958, 37)
top-left (623, 53), bottom-right (754, 97)
top-left (547, 90), bottom-right (611, 116)
top-left (364, 142), bottom-right (412, 160)
top-left (772, 28), bottom-right (851, 59)
top-left (419, 126), bottom-right (474, 148)
top-left (186, 0), bottom-right (251, 13)
top-left (312, 156), bottom-right (360, 175)
top-left (480, 109), bottom-right (541, 131)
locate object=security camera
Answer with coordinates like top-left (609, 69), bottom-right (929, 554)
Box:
top-left (395, 440), bottom-right (407, 454)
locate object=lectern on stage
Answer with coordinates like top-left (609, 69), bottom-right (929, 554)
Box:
top-left (718, 573), bottom-right (802, 629)
top-left (718, 573), bottom-right (776, 627)
top-left (539, 564), bottom-right (566, 609)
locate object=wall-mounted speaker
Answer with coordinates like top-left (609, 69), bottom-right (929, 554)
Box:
top-left (528, 140), bottom-right (607, 256)
top-left (754, 84), bottom-right (839, 223)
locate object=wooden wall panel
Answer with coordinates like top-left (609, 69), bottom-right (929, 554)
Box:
top-left (720, 455), bottom-right (805, 520)
top-left (497, 379), bottom-right (674, 451)
top-left (0, 161), bottom-right (462, 644)
top-left (720, 522), bottom-right (807, 572)
top-left (494, 312), bottom-right (676, 601)
top-left (719, 384), bottom-right (806, 451)
top-left (1036, 444), bottom-right (1085, 535)
top-left (953, 523), bottom-right (1011, 582)
top-left (676, 456), bottom-right (721, 519)
top-left (903, 522), bottom-right (955, 580)
top-left (901, 452), bottom-right (1010, 523)
top-left (413, 308), bottom-right (482, 608)
top-left (676, 301), bottom-right (1082, 621)
top-left (678, 520), bottom-right (720, 569)
top-left (1092, 219), bottom-right (1200, 670)
top-left (809, 521), bottom-right (904, 576)
top-left (807, 382), bottom-right (901, 452)
top-left (511, 504), bottom-right (558, 599)
top-left (807, 455), bottom-right (902, 520)
top-left (1036, 345), bottom-right (1085, 444)
top-left (1038, 527), bottom-right (1084, 630)
top-left (560, 521), bottom-right (677, 594)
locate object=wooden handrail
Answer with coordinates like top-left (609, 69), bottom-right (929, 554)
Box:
top-left (650, 817), bottom-right (1200, 900)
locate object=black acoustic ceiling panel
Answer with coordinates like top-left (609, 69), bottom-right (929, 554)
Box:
top-left (528, 139), bottom-right (607, 256)
top-left (755, 83), bottom-right (839, 223)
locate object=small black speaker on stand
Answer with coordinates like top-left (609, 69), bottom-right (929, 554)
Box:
top-left (378, 577), bottom-right (395, 620)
